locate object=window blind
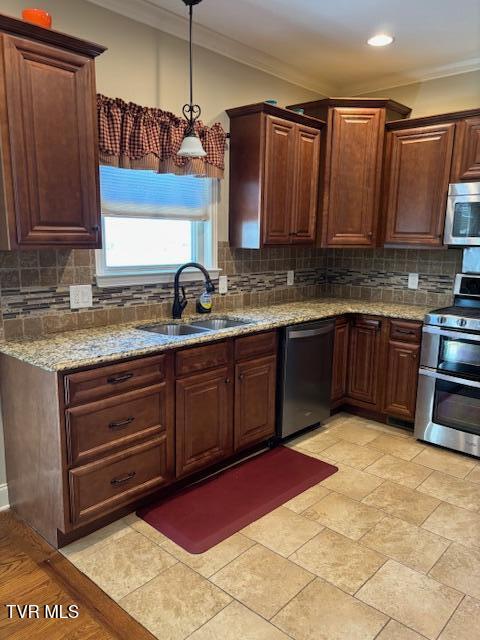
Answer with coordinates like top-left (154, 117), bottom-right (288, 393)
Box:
top-left (100, 166), bottom-right (212, 221)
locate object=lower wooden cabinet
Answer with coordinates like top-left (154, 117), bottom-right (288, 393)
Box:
top-left (382, 340), bottom-right (420, 420)
top-left (234, 355), bottom-right (276, 450)
top-left (331, 317), bottom-right (349, 404)
top-left (347, 316), bottom-right (383, 409)
top-left (175, 367), bottom-right (233, 478)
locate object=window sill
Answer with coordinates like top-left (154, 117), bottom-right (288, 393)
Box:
top-left (96, 268), bottom-right (221, 289)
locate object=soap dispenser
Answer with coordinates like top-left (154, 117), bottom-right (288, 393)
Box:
top-left (196, 284), bottom-right (213, 314)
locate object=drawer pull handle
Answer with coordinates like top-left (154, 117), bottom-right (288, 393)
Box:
top-left (107, 372), bottom-right (134, 385)
top-left (397, 328), bottom-right (415, 335)
top-left (111, 471), bottom-right (136, 486)
top-left (109, 417), bottom-right (135, 430)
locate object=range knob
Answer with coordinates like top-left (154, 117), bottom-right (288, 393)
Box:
top-left (438, 316), bottom-right (446, 324)
top-left (457, 318), bottom-right (467, 327)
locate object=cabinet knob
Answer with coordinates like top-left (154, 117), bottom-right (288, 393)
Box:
top-left (225, 378), bottom-right (231, 384)
top-left (91, 225), bottom-right (100, 232)
top-left (239, 373), bottom-right (244, 381)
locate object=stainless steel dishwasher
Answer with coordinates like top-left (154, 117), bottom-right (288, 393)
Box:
top-left (277, 319), bottom-right (335, 439)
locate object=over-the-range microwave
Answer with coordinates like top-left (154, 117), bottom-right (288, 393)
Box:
top-left (444, 182), bottom-right (480, 246)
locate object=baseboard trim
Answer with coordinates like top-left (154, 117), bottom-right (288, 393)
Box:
top-left (0, 483), bottom-right (9, 511)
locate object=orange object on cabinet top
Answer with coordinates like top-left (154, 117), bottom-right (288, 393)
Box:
top-left (21, 8), bottom-right (52, 28)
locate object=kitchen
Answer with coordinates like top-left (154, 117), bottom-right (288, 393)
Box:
top-left (0, 0), bottom-right (480, 638)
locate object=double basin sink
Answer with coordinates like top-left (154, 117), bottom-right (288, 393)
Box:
top-left (137, 317), bottom-right (252, 336)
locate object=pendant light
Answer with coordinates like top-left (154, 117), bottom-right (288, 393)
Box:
top-left (177, 0), bottom-right (207, 158)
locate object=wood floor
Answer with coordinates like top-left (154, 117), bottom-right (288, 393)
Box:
top-left (0, 510), bottom-right (155, 640)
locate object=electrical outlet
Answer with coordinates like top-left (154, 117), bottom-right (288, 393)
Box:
top-left (287, 270), bottom-right (294, 286)
top-left (218, 275), bottom-right (228, 294)
top-left (70, 285), bottom-right (93, 309)
top-left (408, 273), bottom-right (419, 290)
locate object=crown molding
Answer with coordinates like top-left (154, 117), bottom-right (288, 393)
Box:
top-left (344, 56), bottom-right (480, 96)
top-left (86, 0), bottom-right (337, 95)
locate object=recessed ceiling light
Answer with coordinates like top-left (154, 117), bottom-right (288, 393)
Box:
top-left (367, 34), bottom-right (394, 47)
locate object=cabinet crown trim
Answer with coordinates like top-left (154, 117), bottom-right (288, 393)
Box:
top-left (226, 102), bottom-right (325, 129)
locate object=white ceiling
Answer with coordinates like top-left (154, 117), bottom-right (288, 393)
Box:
top-left (89, 0), bottom-right (480, 94)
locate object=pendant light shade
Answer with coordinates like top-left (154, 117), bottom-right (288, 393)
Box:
top-left (178, 0), bottom-right (207, 159)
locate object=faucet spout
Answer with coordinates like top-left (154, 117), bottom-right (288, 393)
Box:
top-left (172, 262), bottom-right (215, 319)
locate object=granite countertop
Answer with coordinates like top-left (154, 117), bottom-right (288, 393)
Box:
top-left (0, 299), bottom-right (430, 372)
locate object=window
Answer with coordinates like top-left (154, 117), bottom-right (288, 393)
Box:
top-left (96, 166), bottom-right (218, 286)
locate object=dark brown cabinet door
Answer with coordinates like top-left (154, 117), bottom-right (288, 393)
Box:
top-left (451, 117), bottom-right (480, 181)
top-left (262, 116), bottom-right (296, 245)
top-left (331, 317), bottom-right (349, 403)
top-left (347, 317), bottom-right (382, 408)
top-left (234, 355), bottom-right (276, 451)
top-left (291, 125), bottom-right (320, 244)
top-left (324, 108), bottom-right (384, 247)
top-left (384, 123), bottom-right (455, 246)
top-left (176, 367), bottom-right (233, 477)
top-left (382, 341), bottom-right (420, 420)
top-left (1, 35), bottom-right (100, 248)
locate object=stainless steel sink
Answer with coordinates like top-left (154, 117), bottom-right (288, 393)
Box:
top-left (189, 317), bottom-right (252, 330)
top-left (137, 323), bottom-right (210, 336)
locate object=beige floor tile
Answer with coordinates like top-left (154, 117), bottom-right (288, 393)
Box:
top-left (74, 530), bottom-right (177, 601)
top-left (362, 481), bottom-right (440, 526)
top-left (283, 483), bottom-right (331, 513)
top-left (466, 465), bottom-right (480, 484)
top-left (327, 421), bottom-right (380, 446)
top-left (356, 560), bottom-right (463, 640)
top-left (120, 563), bottom-right (231, 640)
top-left (366, 455), bottom-right (433, 489)
top-left (343, 417), bottom-right (412, 440)
top-left (272, 578), bottom-right (388, 640)
top-left (241, 506), bottom-right (322, 557)
top-left (369, 434), bottom-right (425, 461)
top-left (417, 471), bottom-right (480, 512)
top-left (430, 543), bottom-right (480, 599)
top-left (376, 619), bottom-right (426, 640)
top-left (321, 440), bottom-right (384, 470)
top-left (439, 596), bottom-right (480, 640)
top-left (189, 601), bottom-right (290, 640)
top-left (162, 533), bottom-right (255, 578)
top-left (124, 514), bottom-right (170, 545)
top-left (289, 430), bottom-right (339, 453)
top-left (210, 544), bottom-right (314, 619)
top-left (302, 492), bottom-right (385, 540)
top-left (412, 447), bottom-right (476, 479)
top-left (422, 502), bottom-right (480, 549)
top-left (360, 516), bottom-right (450, 573)
top-left (320, 464), bottom-right (384, 500)
top-left (290, 528), bottom-right (385, 594)
top-left (60, 519), bottom-right (131, 563)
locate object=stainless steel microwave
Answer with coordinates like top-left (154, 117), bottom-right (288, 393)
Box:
top-left (444, 182), bottom-right (480, 246)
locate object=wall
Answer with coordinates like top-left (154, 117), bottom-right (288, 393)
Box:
top-left (357, 70), bottom-right (480, 118)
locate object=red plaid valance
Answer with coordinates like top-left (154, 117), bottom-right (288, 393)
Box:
top-left (97, 94), bottom-right (227, 178)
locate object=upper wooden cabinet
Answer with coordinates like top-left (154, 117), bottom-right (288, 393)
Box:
top-left (286, 98), bottom-right (411, 247)
top-left (451, 116), bottom-right (480, 181)
top-left (0, 14), bottom-right (105, 249)
top-left (383, 122), bottom-right (455, 246)
top-left (227, 103), bottom-right (323, 248)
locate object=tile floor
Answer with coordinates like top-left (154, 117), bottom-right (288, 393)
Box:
top-left (61, 413), bottom-right (480, 640)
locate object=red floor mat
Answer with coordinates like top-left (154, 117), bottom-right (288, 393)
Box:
top-left (137, 446), bottom-right (337, 553)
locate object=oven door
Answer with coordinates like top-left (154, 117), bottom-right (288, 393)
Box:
top-left (421, 326), bottom-right (480, 380)
top-left (415, 369), bottom-right (480, 457)
top-left (444, 195), bottom-right (480, 246)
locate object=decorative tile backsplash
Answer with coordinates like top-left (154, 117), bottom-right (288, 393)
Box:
top-left (0, 242), bottom-right (462, 340)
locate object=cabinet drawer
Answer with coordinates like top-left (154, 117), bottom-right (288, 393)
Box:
top-left (64, 355), bottom-right (167, 406)
top-left (234, 331), bottom-right (277, 361)
top-left (69, 437), bottom-right (169, 525)
top-left (176, 341), bottom-right (230, 376)
top-left (353, 315), bottom-right (382, 330)
top-left (66, 384), bottom-right (167, 466)
top-left (390, 320), bottom-right (422, 344)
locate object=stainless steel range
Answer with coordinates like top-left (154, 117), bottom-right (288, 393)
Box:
top-left (415, 273), bottom-right (480, 457)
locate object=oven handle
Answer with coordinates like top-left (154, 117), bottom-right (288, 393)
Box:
top-left (419, 368), bottom-right (480, 388)
top-left (422, 326), bottom-right (480, 342)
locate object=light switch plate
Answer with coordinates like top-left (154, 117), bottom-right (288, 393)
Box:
top-left (287, 270), bottom-right (294, 286)
top-left (218, 275), bottom-right (228, 294)
top-left (408, 273), bottom-right (419, 290)
top-left (70, 284), bottom-right (93, 309)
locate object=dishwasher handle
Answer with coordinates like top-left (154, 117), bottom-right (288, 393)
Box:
top-left (288, 324), bottom-right (334, 339)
